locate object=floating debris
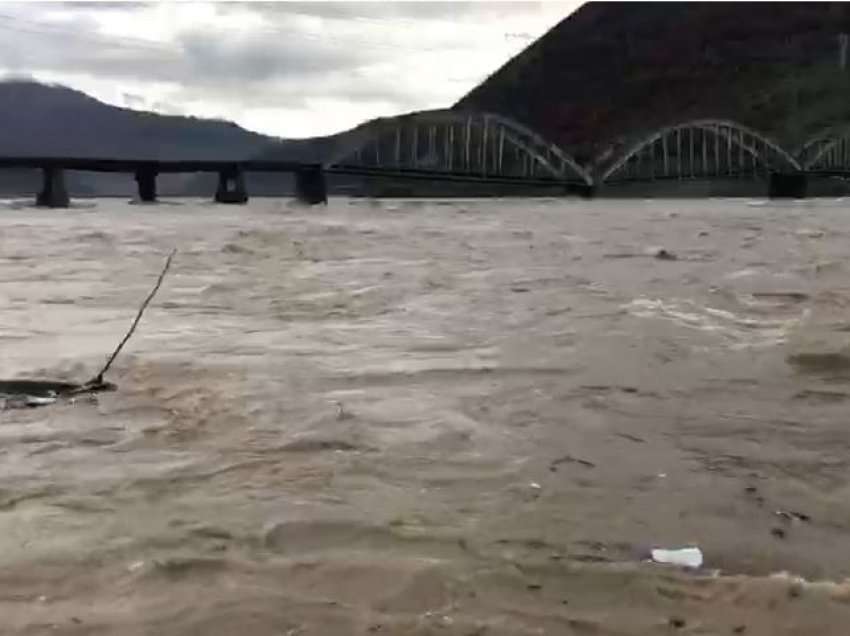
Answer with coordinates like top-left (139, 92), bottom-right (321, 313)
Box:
top-left (550, 454), bottom-right (596, 471)
top-left (654, 248), bottom-right (678, 261)
top-left (775, 510), bottom-right (811, 524)
top-left (0, 249), bottom-right (175, 409)
top-left (771, 527), bottom-right (787, 539)
top-left (650, 547), bottom-right (703, 568)
top-left (751, 291), bottom-right (809, 303)
top-left (0, 379), bottom-right (113, 410)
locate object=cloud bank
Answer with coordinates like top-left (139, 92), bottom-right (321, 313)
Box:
top-left (0, 1), bottom-right (574, 137)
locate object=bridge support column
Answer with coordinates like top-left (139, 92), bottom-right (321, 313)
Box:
top-left (294, 167), bottom-right (327, 205)
top-left (135, 167), bottom-right (158, 202)
top-left (572, 183), bottom-right (596, 199)
top-left (215, 167), bottom-right (248, 204)
top-left (36, 167), bottom-right (70, 208)
top-left (769, 172), bottom-right (808, 198)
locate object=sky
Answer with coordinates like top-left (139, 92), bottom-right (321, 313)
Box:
top-left (0, 1), bottom-right (578, 139)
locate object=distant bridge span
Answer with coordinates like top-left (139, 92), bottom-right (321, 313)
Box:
top-left (0, 110), bottom-right (596, 207)
top-left (797, 128), bottom-right (850, 171)
top-left (598, 119), bottom-right (802, 184)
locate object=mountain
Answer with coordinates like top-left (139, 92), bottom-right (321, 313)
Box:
top-left (0, 81), bottom-right (291, 197)
top-left (0, 80), bottom-right (380, 197)
top-left (455, 2), bottom-right (850, 166)
top-left (0, 81), bottom-right (276, 159)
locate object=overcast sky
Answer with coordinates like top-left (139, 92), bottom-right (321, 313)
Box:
top-left (0, 1), bottom-right (577, 138)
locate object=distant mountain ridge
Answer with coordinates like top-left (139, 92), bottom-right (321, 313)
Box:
top-left (0, 80), bottom-right (276, 160)
top-left (0, 80), bottom-right (384, 196)
top-left (0, 80), bottom-right (306, 196)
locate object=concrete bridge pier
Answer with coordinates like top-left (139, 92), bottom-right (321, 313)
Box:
top-left (294, 167), bottom-right (328, 205)
top-left (215, 167), bottom-right (248, 204)
top-left (36, 167), bottom-right (70, 208)
top-left (134, 167), bottom-right (158, 202)
top-left (769, 172), bottom-right (808, 198)
top-left (573, 183), bottom-right (596, 199)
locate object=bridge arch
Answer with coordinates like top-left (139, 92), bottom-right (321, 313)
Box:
top-left (599, 119), bottom-right (800, 183)
top-left (797, 129), bottom-right (850, 170)
top-left (326, 109), bottom-right (593, 186)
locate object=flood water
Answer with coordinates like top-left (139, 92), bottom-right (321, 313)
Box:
top-left (3, 197), bottom-right (850, 634)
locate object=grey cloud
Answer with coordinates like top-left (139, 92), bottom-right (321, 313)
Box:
top-left (177, 26), bottom-right (379, 83)
top-left (56, 1), bottom-right (148, 10)
top-left (0, 24), bottom-right (176, 80)
top-left (0, 13), bottom-right (381, 88)
top-left (0, 11), bottom-right (428, 113)
top-left (167, 66), bottom-right (427, 113)
top-left (45, 0), bottom-right (540, 24)
top-left (219, 2), bottom-right (547, 22)
top-left (0, 1), bottom-right (565, 135)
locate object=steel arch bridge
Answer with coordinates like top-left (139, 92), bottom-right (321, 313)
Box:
top-left (797, 129), bottom-right (850, 171)
top-left (325, 109), bottom-right (594, 187)
top-left (599, 120), bottom-right (801, 184)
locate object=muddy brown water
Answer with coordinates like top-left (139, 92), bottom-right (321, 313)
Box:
top-left (3, 197), bottom-right (850, 634)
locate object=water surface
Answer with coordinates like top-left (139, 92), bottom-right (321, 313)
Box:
top-left (2, 197), bottom-right (850, 634)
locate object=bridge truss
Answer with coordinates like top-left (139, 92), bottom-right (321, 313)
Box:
top-left (326, 110), bottom-right (593, 186)
top-left (600, 120), bottom-right (801, 183)
top-left (798, 130), bottom-right (850, 171)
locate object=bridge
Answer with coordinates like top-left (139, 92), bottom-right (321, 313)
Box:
top-left (796, 127), bottom-right (850, 178)
top-left (0, 157), bottom-right (329, 207)
top-left (591, 118), bottom-right (850, 197)
top-left (597, 119), bottom-right (801, 181)
top-left (4, 113), bottom-right (850, 206)
top-left (0, 110), bottom-right (594, 207)
top-left (326, 109), bottom-right (593, 194)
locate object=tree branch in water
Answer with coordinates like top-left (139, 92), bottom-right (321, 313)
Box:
top-left (87, 248), bottom-right (177, 387)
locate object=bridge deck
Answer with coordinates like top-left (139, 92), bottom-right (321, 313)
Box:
top-left (327, 164), bottom-right (588, 187)
top-left (0, 156), bottom-right (590, 207)
top-left (0, 157), bottom-right (590, 185)
top-left (0, 157), bottom-right (321, 173)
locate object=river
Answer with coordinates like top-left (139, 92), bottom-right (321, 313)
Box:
top-left (2, 196), bottom-right (850, 635)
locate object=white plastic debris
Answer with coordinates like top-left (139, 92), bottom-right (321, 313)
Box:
top-left (650, 547), bottom-right (703, 569)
